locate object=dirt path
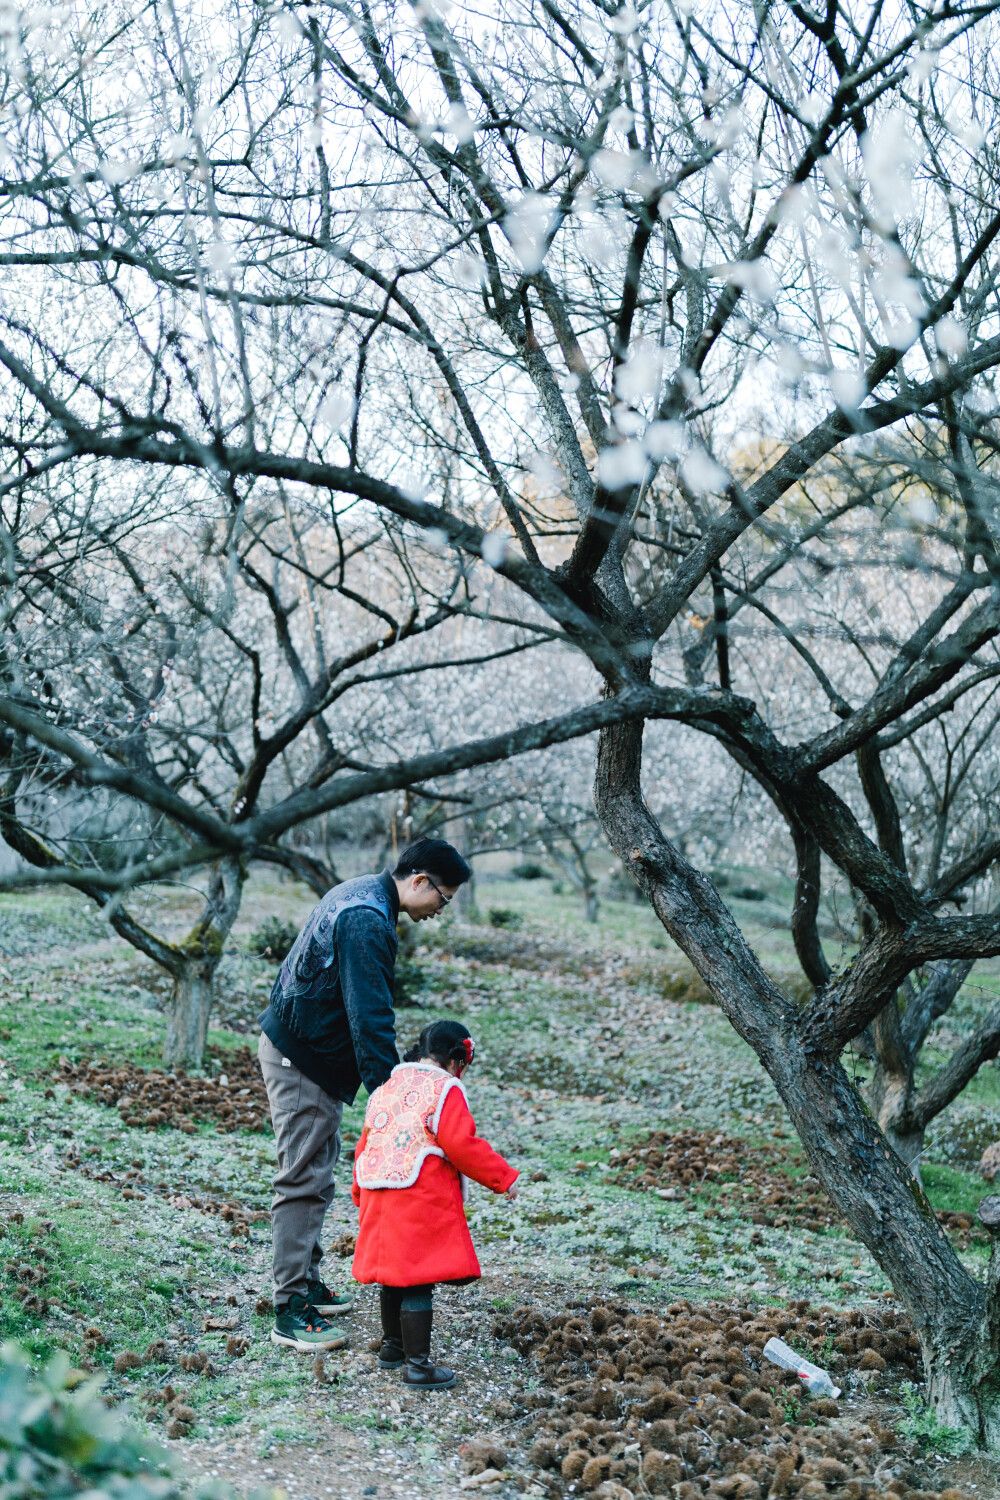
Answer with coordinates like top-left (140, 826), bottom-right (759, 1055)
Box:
top-left (174, 1270), bottom-right (555, 1500)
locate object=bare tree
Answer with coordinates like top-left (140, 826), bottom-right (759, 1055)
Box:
top-left (858, 676), bottom-right (1000, 1177)
top-left (0, 457), bottom-right (538, 1061)
top-left (5, 0), bottom-right (1000, 1436)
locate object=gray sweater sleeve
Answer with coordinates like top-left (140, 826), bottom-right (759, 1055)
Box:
top-left (336, 907), bottom-right (399, 1093)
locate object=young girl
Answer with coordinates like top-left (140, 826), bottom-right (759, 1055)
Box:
top-left (351, 1019), bottom-right (518, 1389)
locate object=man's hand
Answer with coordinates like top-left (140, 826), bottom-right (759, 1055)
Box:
top-left (505, 1180), bottom-right (520, 1201)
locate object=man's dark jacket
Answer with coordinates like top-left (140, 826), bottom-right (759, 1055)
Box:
top-left (259, 869), bottom-right (400, 1102)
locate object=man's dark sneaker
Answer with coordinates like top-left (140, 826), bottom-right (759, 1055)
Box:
top-left (307, 1278), bottom-right (354, 1316)
top-left (272, 1293), bottom-right (345, 1350)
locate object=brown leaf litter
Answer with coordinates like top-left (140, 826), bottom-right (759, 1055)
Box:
top-left (53, 1045), bottom-right (269, 1134)
top-left (491, 1295), bottom-right (973, 1499)
top-left (611, 1130), bottom-right (986, 1244)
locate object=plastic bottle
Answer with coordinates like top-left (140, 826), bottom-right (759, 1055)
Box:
top-left (762, 1336), bottom-right (841, 1398)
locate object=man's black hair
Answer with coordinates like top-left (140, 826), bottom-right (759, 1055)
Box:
top-left (392, 836), bottom-right (471, 888)
top-left (402, 1018), bottom-right (473, 1067)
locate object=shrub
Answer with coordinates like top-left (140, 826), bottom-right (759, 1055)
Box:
top-left (0, 1342), bottom-right (282, 1497)
top-left (731, 884), bottom-right (767, 901)
top-left (1, 1342), bottom-right (180, 1496)
top-left (605, 866), bottom-right (643, 903)
top-left (512, 861), bottom-right (547, 880)
top-left (488, 907), bottom-right (522, 929)
top-left (249, 917), bottom-right (299, 963)
top-left (394, 957), bottom-right (427, 1008)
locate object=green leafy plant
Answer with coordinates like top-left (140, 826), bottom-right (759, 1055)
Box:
top-left (0, 1342), bottom-right (282, 1500)
top-left (1, 1341), bottom-right (179, 1497)
top-left (511, 861), bottom-right (547, 880)
top-left (771, 1386), bottom-right (801, 1425)
top-left (898, 1382), bottom-right (974, 1456)
top-left (786, 1331), bottom-right (836, 1366)
top-left (248, 917), bottom-right (299, 963)
top-left (488, 907), bottom-right (522, 929)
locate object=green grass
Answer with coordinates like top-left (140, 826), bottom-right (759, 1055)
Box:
top-left (920, 1161), bottom-right (988, 1216)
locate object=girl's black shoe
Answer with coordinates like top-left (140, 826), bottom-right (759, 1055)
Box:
top-left (378, 1287), bottom-right (405, 1368)
top-left (400, 1309), bottom-right (456, 1390)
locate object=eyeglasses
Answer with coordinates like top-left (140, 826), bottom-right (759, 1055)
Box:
top-left (425, 874), bottom-right (452, 907)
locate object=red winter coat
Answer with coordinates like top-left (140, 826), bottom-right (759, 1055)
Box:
top-left (351, 1086), bottom-right (518, 1287)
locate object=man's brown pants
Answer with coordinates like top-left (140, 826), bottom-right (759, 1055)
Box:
top-left (258, 1031), bottom-right (344, 1305)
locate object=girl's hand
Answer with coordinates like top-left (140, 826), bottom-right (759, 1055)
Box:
top-left (505, 1181), bottom-right (520, 1201)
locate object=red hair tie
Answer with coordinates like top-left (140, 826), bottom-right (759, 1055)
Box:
top-left (461, 1036), bottom-right (475, 1066)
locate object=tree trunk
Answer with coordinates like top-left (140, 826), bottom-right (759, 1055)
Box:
top-left (583, 882), bottom-right (599, 923)
top-left (162, 856), bottom-right (246, 1069)
top-left (866, 1058), bottom-right (927, 1182)
top-left (165, 962), bottom-right (218, 1068)
top-left (866, 996), bottom-right (926, 1181)
top-left (457, 817), bottom-right (478, 918)
top-left (594, 714), bottom-right (1000, 1444)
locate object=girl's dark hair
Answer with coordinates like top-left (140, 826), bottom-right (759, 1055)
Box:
top-left (393, 836), bottom-right (471, 888)
top-left (403, 1019), bottom-right (474, 1068)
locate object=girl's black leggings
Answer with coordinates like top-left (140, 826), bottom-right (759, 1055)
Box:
top-left (383, 1283), bottom-right (434, 1312)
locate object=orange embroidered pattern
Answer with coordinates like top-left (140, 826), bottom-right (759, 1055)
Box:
top-left (356, 1063), bottom-right (464, 1189)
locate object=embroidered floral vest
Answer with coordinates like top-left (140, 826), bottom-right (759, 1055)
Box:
top-left (356, 1062), bottom-right (465, 1189)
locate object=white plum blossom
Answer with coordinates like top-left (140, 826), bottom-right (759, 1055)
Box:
top-left (607, 105), bottom-right (634, 134)
top-left (872, 245), bottom-right (927, 349)
top-left (505, 192), bottom-right (556, 273)
top-left (722, 257), bottom-right (776, 301)
top-left (481, 531), bottom-right (507, 568)
top-left (613, 405), bottom-right (645, 436)
top-left (861, 112), bottom-right (922, 226)
top-left (907, 51), bottom-right (939, 83)
top-left (908, 496), bottom-right (937, 525)
top-left (317, 391), bottom-right (355, 430)
top-left (936, 317), bottom-right (968, 357)
top-left (454, 254), bottom-right (486, 288)
top-left (529, 451), bottom-right (562, 493)
top-left (778, 185), bottom-right (814, 228)
top-left (598, 442), bottom-right (647, 490)
top-left (205, 239), bottom-right (233, 273)
top-left (591, 150), bottom-right (635, 190)
top-left (644, 420), bottom-right (684, 460)
top-left (797, 94), bottom-right (826, 124)
top-left (275, 10), bottom-right (302, 40)
top-left (164, 132), bottom-right (194, 161)
top-left (775, 345), bottom-right (804, 385)
top-left (615, 344), bottom-right (663, 404)
top-left (681, 447), bottom-right (729, 495)
top-left (443, 104), bottom-right (475, 143)
top-left (581, 224), bottom-right (617, 264)
top-left (948, 116), bottom-right (986, 152)
top-left (816, 227), bottom-right (854, 291)
top-left (829, 368), bottom-right (867, 411)
top-left (607, 4), bottom-right (640, 33)
top-left (99, 158), bottom-right (141, 184)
